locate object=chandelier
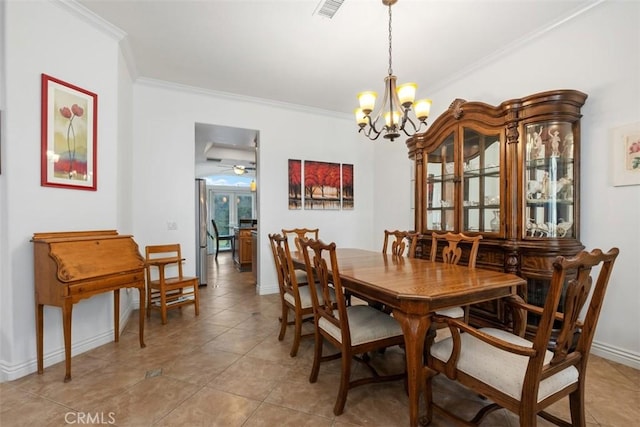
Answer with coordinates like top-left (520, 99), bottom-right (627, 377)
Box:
top-left (355, 0), bottom-right (431, 142)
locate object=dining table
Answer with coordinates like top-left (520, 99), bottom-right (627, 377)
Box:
top-left (290, 248), bottom-right (526, 427)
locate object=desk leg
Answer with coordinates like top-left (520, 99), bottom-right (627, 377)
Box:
top-left (114, 289), bottom-right (120, 342)
top-left (392, 310), bottom-right (431, 427)
top-left (62, 300), bottom-right (73, 382)
top-left (138, 286), bottom-right (146, 348)
top-left (36, 303), bottom-right (44, 375)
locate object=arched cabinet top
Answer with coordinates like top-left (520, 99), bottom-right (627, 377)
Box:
top-left (406, 89), bottom-right (587, 159)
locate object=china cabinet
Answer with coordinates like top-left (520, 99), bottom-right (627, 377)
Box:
top-left (407, 90), bottom-right (587, 329)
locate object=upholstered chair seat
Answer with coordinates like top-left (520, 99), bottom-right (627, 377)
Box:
top-left (319, 305), bottom-right (403, 346)
top-left (431, 327), bottom-right (579, 402)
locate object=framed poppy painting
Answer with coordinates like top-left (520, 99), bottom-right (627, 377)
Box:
top-left (41, 74), bottom-right (98, 190)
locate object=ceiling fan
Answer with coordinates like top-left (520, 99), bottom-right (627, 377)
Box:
top-left (228, 164), bottom-right (255, 175)
top-left (205, 156), bottom-right (256, 175)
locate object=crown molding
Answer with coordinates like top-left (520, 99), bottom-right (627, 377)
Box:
top-left (136, 77), bottom-right (351, 120)
top-left (52, 0), bottom-right (126, 40)
top-left (52, 0), bottom-right (139, 79)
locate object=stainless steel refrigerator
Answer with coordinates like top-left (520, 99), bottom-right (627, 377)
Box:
top-left (195, 178), bottom-right (208, 286)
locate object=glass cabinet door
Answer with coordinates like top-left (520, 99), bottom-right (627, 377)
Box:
top-left (462, 127), bottom-right (502, 233)
top-left (524, 122), bottom-right (575, 239)
top-left (426, 133), bottom-right (456, 231)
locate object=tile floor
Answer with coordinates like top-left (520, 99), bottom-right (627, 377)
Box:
top-left (1, 252), bottom-right (638, 426)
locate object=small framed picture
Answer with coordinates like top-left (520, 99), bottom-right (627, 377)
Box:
top-left (41, 74), bottom-right (98, 190)
top-left (610, 121), bottom-right (640, 187)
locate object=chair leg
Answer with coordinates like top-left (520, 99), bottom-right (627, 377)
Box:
top-left (160, 289), bottom-right (168, 325)
top-left (278, 303), bottom-right (288, 341)
top-left (290, 310), bottom-right (303, 357)
top-left (309, 330), bottom-right (323, 383)
top-left (423, 368), bottom-right (437, 426)
top-left (146, 285), bottom-right (151, 318)
top-left (215, 239), bottom-right (219, 260)
top-left (568, 382), bottom-right (586, 427)
top-left (193, 284), bottom-right (200, 316)
top-left (333, 348), bottom-right (352, 416)
top-left (518, 401), bottom-right (537, 427)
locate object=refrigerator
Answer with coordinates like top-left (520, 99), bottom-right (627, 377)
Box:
top-left (195, 178), bottom-right (208, 286)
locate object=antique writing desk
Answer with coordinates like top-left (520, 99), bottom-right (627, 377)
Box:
top-left (291, 248), bottom-right (526, 427)
top-left (32, 230), bottom-right (147, 382)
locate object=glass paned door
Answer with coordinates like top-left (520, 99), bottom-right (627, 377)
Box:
top-left (236, 194), bottom-right (254, 221)
top-left (426, 133), bottom-right (456, 231)
top-left (524, 122), bottom-right (575, 239)
top-left (208, 189), bottom-right (256, 253)
top-left (462, 128), bottom-right (501, 233)
top-left (211, 192), bottom-right (232, 252)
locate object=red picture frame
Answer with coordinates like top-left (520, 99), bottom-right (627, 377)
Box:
top-left (41, 74), bottom-right (98, 190)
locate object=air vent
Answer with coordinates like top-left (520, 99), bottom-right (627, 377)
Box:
top-left (313, 0), bottom-right (345, 19)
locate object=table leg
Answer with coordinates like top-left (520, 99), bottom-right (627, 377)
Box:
top-left (114, 289), bottom-right (120, 342)
top-left (36, 303), bottom-right (44, 374)
top-left (392, 310), bottom-right (431, 427)
top-left (62, 300), bottom-right (73, 382)
top-left (138, 286), bottom-right (146, 348)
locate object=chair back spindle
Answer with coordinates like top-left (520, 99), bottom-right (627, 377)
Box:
top-left (282, 227), bottom-right (319, 253)
top-left (430, 232), bottom-right (482, 267)
top-left (382, 230), bottom-right (418, 258)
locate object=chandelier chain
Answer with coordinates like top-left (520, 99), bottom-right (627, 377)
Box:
top-left (387, 3), bottom-right (393, 76)
top-left (355, 0), bottom-right (431, 141)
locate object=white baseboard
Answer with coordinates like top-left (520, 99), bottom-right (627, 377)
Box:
top-left (591, 340), bottom-right (640, 370)
top-left (0, 304), bottom-right (134, 382)
top-left (257, 281), bottom-right (278, 295)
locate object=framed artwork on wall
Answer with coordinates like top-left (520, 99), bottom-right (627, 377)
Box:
top-left (610, 121), bottom-right (640, 187)
top-left (341, 163), bottom-right (354, 209)
top-left (288, 159), bottom-right (302, 209)
top-left (304, 160), bottom-right (340, 210)
top-left (41, 74), bottom-right (98, 190)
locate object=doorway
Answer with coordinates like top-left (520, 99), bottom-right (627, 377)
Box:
top-left (194, 122), bottom-right (259, 277)
top-left (208, 188), bottom-right (256, 254)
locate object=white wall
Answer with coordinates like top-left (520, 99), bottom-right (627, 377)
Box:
top-left (373, 141), bottom-right (414, 249)
top-left (376, 1), bottom-right (640, 368)
top-left (0, 0), bottom-right (133, 380)
top-left (0, 0), bottom-right (9, 381)
top-left (131, 81), bottom-right (374, 296)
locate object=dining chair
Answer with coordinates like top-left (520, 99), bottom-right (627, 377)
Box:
top-left (145, 244), bottom-right (200, 325)
top-left (299, 237), bottom-right (406, 416)
top-left (268, 233), bottom-right (331, 357)
top-left (429, 232), bottom-right (483, 322)
top-left (425, 247), bottom-right (619, 426)
top-left (211, 219), bottom-right (235, 259)
top-left (382, 229), bottom-right (418, 257)
top-left (282, 227), bottom-right (319, 253)
top-left (372, 229), bottom-right (418, 310)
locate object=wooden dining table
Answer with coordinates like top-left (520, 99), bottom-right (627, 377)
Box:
top-left (291, 248), bottom-right (526, 427)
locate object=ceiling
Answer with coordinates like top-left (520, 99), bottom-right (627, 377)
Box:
top-left (75, 0), bottom-right (596, 177)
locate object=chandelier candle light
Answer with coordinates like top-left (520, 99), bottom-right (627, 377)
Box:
top-left (355, 0), bottom-right (431, 141)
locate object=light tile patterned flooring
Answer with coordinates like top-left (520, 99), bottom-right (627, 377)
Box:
top-left (1, 252), bottom-right (638, 426)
